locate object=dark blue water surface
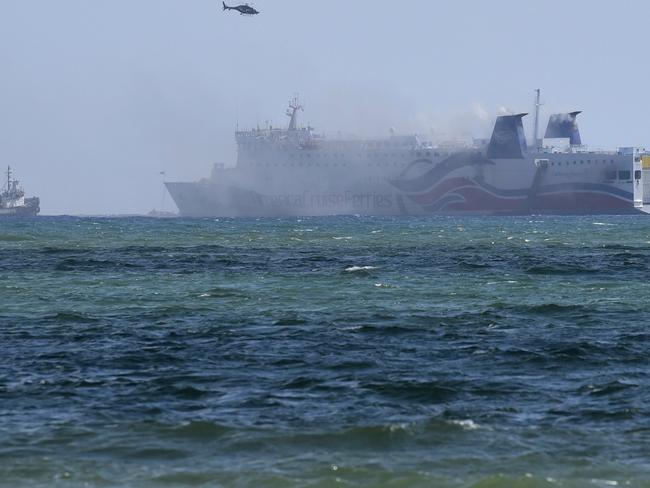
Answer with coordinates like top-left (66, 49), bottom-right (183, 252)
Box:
top-left (1, 216), bottom-right (650, 487)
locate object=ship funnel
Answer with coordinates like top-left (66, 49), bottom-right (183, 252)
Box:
top-left (544, 111), bottom-right (582, 146)
top-left (487, 113), bottom-right (528, 159)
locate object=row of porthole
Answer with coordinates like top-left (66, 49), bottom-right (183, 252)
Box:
top-left (288, 153), bottom-right (347, 159)
top-left (366, 142), bottom-right (413, 148)
top-left (367, 161), bottom-right (408, 167)
top-left (274, 151), bottom-right (439, 160)
top-left (250, 162), bottom-right (349, 168)
top-left (248, 160), bottom-right (414, 168)
top-left (551, 160), bottom-right (615, 166)
top-left (366, 152), bottom-right (438, 158)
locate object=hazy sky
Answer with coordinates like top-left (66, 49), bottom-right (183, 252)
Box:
top-left (1, 0), bottom-right (648, 214)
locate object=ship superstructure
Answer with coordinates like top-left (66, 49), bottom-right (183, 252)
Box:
top-left (0, 167), bottom-right (40, 217)
top-left (166, 95), bottom-right (649, 217)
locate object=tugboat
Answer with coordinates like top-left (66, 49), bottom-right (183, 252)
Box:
top-left (0, 166), bottom-right (40, 217)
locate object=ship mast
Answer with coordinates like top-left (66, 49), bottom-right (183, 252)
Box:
top-left (533, 89), bottom-right (542, 149)
top-left (5, 166), bottom-right (11, 193)
top-left (286, 95), bottom-right (303, 131)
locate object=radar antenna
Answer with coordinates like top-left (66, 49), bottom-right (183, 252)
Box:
top-left (286, 95), bottom-right (303, 131)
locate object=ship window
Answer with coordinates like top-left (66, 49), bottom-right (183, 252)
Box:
top-left (580, 160), bottom-right (584, 164)
top-left (573, 161), bottom-right (577, 165)
top-left (619, 170), bottom-right (631, 180)
top-left (635, 170), bottom-right (642, 180)
top-left (605, 170), bottom-right (617, 180)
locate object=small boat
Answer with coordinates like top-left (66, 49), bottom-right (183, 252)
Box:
top-left (0, 166), bottom-right (40, 217)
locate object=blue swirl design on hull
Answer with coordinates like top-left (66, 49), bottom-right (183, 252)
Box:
top-left (390, 152), bottom-right (634, 213)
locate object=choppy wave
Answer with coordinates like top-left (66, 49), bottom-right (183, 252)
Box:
top-left (1, 215), bottom-right (650, 486)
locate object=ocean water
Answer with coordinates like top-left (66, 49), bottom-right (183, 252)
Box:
top-left (1, 215), bottom-right (650, 488)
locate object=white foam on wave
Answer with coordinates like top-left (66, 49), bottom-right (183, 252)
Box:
top-left (449, 419), bottom-right (480, 430)
top-left (387, 422), bottom-right (409, 432)
top-left (339, 325), bottom-right (362, 331)
top-left (591, 480), bottom-right (619, 487)
top-left (333, 236), bottom-right (353, 240)
top-left (345, 266), bottom-right (377, 272)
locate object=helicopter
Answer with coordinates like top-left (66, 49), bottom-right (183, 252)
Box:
top-left (222, 2), bottom-right (259, 15)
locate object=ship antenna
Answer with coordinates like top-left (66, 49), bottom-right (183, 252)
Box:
top-left (286, 94), bottom-right (303, 131)
top-left (533, 89), bottom-right (543, 149)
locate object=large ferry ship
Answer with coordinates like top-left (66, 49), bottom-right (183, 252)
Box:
top-left (166, 95), bottom-right (650, 217)
top-left (0, 166), bottom-right (40, 217)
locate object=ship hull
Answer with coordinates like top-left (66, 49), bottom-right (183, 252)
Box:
top-left (0, 204), bottom-right (40, 217)
top-left (167, 149), bottom-right (647, 217)
top-left (166, 178), bottom-right (644, 218)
